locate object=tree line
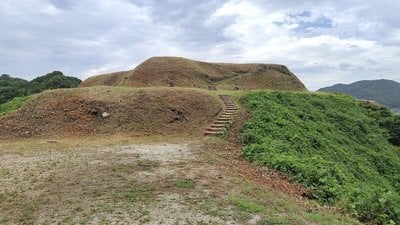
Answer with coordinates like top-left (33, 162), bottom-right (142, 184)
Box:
top-left (0, 71), bottom-right (81, 104)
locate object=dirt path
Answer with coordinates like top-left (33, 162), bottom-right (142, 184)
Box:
top-left (0, 141), bottom-right (236, 224)
top-left (0, 138), bottom-right (359, 225)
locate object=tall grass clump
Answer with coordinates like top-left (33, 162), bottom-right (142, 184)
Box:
top-left (241, 91), bottom-right (400, 224)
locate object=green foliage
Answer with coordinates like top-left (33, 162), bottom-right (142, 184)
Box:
top-left (28, 71), bottom-right (81, 94)
top-left (0, 74), bottom-right (29, 103)
top-left (0, 96), bottom-right (31, 117)
top-left (362, 103), bottom-right (400, 146)
top-left (241, 91), bottom-right (400, 224)
top-left (0, 71), bottom-right (81, 104)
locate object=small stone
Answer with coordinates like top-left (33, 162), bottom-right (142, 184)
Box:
top-left (102, 112), bottom-right (110, 118)
top-left (47, 140), bottom-right (58, 143)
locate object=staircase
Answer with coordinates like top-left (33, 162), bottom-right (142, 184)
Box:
top-left (205, 95), bottom-right (239, 136)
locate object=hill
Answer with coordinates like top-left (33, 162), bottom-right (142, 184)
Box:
top-left (80, 57), bottom-right (307, 91)
top-left (1, 83), bottom-right (397, 223)
top-left (318, 79), bottom-right (400, 112)
top-left (241, 91), bottom-right (400, 224)
top-left (0, 71), bottom-right (82, 104)
top-left (0, 87), bottom-right (221, 139)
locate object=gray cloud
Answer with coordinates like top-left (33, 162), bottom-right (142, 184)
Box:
top-left (0, 0), bottom-right (399, 90)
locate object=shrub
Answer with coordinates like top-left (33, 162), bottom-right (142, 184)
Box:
top-left (241, 91), bottom-right (400, 224)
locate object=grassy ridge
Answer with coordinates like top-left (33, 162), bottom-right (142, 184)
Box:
top-left (241, 91), bottom-right (400, 224)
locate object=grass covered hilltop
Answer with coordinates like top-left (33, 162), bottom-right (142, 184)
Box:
top-left (241, 91), bottom-right (400, 224)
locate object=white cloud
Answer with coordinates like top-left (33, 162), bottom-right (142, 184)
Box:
top-left (0, 0), bottom-right (399, 90)
top-left (206, 0), bottom-right (400, 90)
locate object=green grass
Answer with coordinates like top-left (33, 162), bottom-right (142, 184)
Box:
top-left (116, 183), bottom-right (155, 203)
top-left (241, 91), bottom-right (400, 224)
top-left (173, 178), bottom-right (195, 189)
top-left (0, 96), bottom-right (31, 117)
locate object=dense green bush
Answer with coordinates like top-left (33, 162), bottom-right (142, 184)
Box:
top-left (241, 91), bottom-right (400, 224)
top-left (362, 103), bottom-right (400, 146)
top-left (0, 71), bottom-right (81, 104)
top-left (28, 71), bottom-right (81, 94)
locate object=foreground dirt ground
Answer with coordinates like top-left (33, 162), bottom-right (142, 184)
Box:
top-left (0, 136), bottom-right (360, 225)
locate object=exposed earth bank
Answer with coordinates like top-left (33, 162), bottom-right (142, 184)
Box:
top-left (0, 87), bottom-right (222, 139)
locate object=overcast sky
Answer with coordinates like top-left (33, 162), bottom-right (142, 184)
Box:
top-left (1, 0), bottom-right (399, 90)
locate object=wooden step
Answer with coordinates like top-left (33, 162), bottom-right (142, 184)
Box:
top-left (205, 95), bottom-right (238, 136)
top-left (205, 131), bottom-right (224, 136)
top-left (207, 128), bottom-right (225, 133)
top-left (217, 117), bottom-right (231, 121)
top-left (211, 124), bottom-right (226, 128)
top-left (215, 120), bottom-right (230, 124)
top-left (220, 115), bottom-right (233, 119)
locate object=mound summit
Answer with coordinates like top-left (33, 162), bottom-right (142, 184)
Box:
top-left (80, 57), bottom-right (307, 91)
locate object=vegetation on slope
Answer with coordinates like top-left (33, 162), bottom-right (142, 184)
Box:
top-left (319, 79), bottom-right (400, 112)
top-left (0, 96), bottom-right (32, 117)
top-left (241, 91), bottom-right (400, 224)
top-left (0, 71), bottom-right (81, 104)
top-left (361, 101), bottom-right (400, 147)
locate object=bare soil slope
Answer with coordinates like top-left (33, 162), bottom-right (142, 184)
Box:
top-left (0, 87), bottom-right (222, 139)
top-left (80, 57), bottom-right (307, 91)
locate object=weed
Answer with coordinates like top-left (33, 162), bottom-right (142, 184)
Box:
top-left (91, 203), bottom-right (114, 213)
top-left (0, 168), bottom-right (11, 176)
top-left (231, 196), bottom-right (265, 214)
top-left (19, 202), bottom-right (37, 224)
top-left (116, 183), bottom-right (155, 203)
top-left (173, 178), bottom-right (195, 189)
top-left (93, 188), bottom-right (103, 197)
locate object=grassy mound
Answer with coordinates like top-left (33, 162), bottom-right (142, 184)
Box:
top-left (241, 91), bottom-right (400, 224)
top-left (80, 57), bottom-right (306, 91)
top-left (0, 87), bottom-right (222, 139)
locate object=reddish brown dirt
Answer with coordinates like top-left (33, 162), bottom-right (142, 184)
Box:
top-left (0, 87), bottom-right (222, 139)
top-left (80, 56), bottom-right (307, 91)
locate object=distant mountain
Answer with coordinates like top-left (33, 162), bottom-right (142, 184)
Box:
top-left (318, 79), bottom-right (400, 112)
top-left (0, 71), bottom-right (81, 104)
